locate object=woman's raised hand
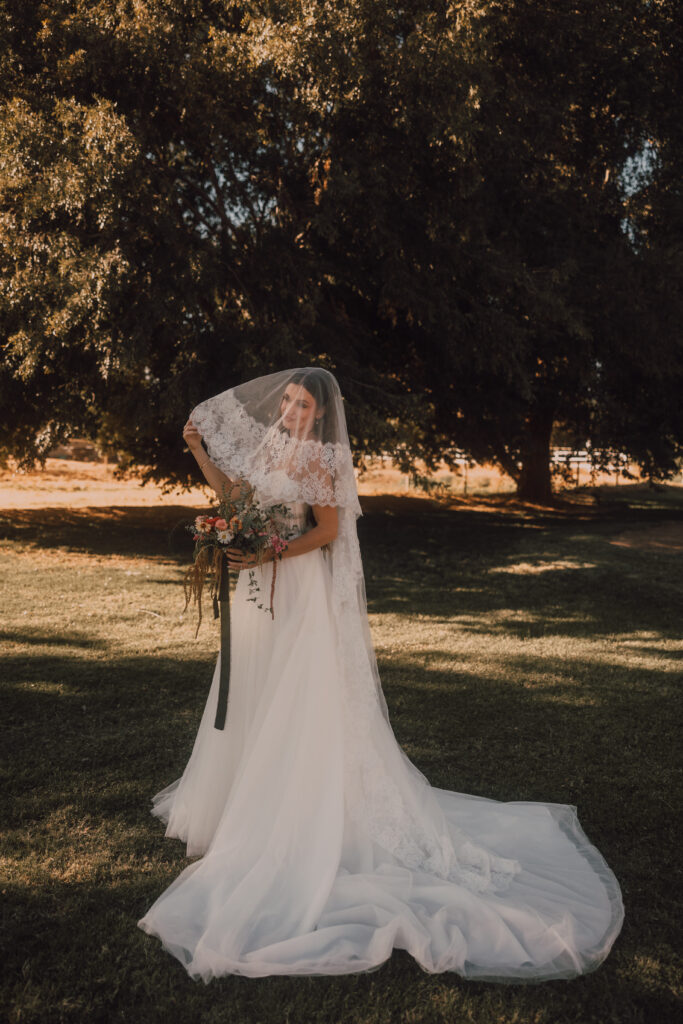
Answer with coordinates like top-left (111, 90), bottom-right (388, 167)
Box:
top-left (183, 418), bottom-right (204, 452)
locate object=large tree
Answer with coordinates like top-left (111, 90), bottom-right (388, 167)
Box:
top-left (1, 1), bottom-right (681, 498)
top-left (424, 0), bottom-right (683, 499)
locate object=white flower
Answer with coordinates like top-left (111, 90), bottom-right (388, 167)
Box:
top-left (216, 529), bottom-right (233, 544)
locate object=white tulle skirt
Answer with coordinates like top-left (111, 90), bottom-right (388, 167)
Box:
top-left (138, 547), bottom-right (624, 981)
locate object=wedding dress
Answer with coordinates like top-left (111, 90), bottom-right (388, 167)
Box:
top-left (138, 369), bottom-right (624, 981)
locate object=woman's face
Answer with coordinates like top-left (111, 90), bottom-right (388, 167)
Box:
top-left (279, 383), bottom-right (320, 439)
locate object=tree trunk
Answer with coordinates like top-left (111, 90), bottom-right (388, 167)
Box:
top-left (516, 407), bottom-right (555, 502)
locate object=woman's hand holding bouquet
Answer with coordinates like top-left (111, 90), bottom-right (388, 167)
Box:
top-left (183, 479), bottom-right (290, 635)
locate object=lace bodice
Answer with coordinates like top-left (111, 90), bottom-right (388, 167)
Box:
top-left (253, 470), bottom-right (312, 541)
top-left (279, 500), bottom-right (311, 541)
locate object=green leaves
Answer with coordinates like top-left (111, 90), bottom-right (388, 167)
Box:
top-left (0, 2), bottom-right (681, 496)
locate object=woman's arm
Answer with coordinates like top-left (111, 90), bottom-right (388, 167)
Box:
top-left (226, 504), bottom-right (338, 571)
top-left (183, 417), bottom-right (245, 501)
top-left (194, 451), bottom-right (236, 499)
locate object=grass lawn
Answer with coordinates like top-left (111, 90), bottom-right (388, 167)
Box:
top-left (1, 489), bottom-right (681, 1024)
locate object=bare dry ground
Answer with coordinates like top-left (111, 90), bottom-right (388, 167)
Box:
top-left (0, 455), bottom-right (514, 509)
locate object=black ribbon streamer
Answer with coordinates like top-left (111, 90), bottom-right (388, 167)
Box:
top-left (212, 553), bottom-right (231, 730)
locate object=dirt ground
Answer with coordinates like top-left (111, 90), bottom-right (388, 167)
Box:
top-left (0, 456), bottom-right (514, 509)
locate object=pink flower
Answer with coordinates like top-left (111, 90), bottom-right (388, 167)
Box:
top-left (215, 518), bottom-right (228, 530)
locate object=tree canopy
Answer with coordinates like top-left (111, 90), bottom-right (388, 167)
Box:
top-left (1, 1), bottom-right (681, 499)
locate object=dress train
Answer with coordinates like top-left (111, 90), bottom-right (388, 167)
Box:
top-left (138, 539), bottom-right (624, 981)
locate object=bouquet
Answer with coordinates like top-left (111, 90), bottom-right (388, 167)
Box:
top-left (182, 479), bottom-right (290, 637)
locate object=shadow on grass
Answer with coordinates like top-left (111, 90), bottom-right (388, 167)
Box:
top-left (359, 507), bottom-right (683, 642)
top-left (0, 504), bottom-right (203, 559)
top-left (1, 492), bottom-right (682, 562)
top-left (0, 627), bottom-right (110, 649)
top-left (3, 651), bottom-right (214, 826)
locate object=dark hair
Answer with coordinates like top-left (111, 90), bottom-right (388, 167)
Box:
top-left (288, 368), bottom-right (331, 406)
top-left (285, 369), bottom-right (336, 442)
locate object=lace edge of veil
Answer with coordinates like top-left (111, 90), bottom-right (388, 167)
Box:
top-left (191, 390), bottom-right (361, 513)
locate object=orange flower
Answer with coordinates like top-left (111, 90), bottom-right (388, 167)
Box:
top-left (229, 515), bottom-right (242, 532)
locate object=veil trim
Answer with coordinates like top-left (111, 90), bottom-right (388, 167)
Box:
top-left (191, 390), bottom-right (361, 513)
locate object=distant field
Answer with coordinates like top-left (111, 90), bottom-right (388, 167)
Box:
top-left (0, 454), bottom-right (515, 509)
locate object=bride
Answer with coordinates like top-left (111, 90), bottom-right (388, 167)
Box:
top-left (137, 367), bottom-right (624, 981)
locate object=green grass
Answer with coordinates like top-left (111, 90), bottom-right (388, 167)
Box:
top-left (1, 494), bottom-right (682, 1024)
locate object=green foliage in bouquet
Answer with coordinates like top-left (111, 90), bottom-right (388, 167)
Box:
top-left (182, 479), bottom-right (291, 635)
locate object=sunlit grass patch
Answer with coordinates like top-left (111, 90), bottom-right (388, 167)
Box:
top-left (488, 558), bottom-right (600, 574)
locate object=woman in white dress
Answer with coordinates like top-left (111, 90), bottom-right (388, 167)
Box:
top-left (137, 367), bottom-right (624, 981)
